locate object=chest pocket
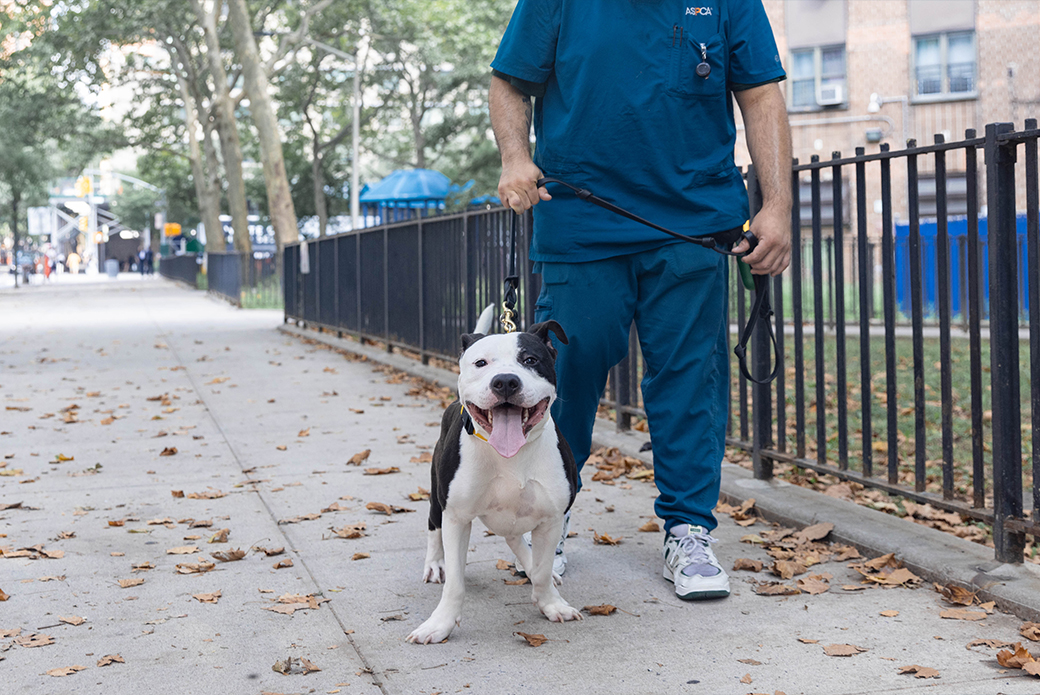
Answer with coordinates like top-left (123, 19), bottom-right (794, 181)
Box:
top-left (668, 30), bottom-right (726, 99)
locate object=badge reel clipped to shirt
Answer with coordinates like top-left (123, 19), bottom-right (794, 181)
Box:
top-left (695, 42), bottom-right (711, 79)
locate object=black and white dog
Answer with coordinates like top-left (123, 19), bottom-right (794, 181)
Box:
top-left (407, 307), bottom-right (581, 644)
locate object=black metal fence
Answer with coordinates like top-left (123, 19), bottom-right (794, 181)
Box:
top-left (285, 121), bottom-right (1039, 564)
top-left (206, 253), bottom-right (281, 309)
top-left (284, 208), bottom-right (539, 360)
top-left (158, 255), bottom-right (201, 288)
top-left (207, 253), bottom-right (241, 306)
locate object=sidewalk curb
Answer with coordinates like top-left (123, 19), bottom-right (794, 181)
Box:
top-left (280, 322), bottom-right (1040, 622)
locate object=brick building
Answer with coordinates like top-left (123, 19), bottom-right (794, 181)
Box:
top-left (734, 0), bottom-right (1040, 235)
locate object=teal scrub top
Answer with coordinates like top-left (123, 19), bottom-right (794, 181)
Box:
top-left (491, 0), bottom-right (786, 263)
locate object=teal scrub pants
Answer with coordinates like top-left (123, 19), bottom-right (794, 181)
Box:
top-left (534, 242), bottom-right (729, 533)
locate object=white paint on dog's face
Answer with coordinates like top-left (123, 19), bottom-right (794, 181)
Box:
top-left (457, 333), bottom-right (556, 446)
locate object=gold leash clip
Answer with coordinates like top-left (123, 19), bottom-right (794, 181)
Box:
top-left (500, 303), bottom-right (517, 333)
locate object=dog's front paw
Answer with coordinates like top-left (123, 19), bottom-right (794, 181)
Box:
top-left (538, 599), bottom-right (583, 623)
top-left (422, 560), bottom-right (445, 584)
top-left (406, 615), bottom-right (459, 645)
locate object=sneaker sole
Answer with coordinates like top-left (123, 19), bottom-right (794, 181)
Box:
top-left (514, 555), bottom-right (566, 578)
top-left (662, 565), bottom-right (730, 600)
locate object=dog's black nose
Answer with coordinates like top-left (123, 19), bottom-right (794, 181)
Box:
top-left (490, 373), bottom-right (521, 400)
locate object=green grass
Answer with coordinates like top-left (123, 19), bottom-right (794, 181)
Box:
top-left (730, 331), bottom-right (1035, 502)
top-left (240, 275), bottom-right (283, 310)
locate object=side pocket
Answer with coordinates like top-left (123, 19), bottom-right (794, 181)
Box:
top-left (534, 264), bottom-right (569, 319)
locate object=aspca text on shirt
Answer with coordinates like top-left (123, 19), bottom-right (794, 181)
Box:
top-left (686, 6), bottom-right (713, 15)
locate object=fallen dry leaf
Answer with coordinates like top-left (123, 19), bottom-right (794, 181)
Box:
top-left (733, 558), bottom-right (763, 572)
top-left (966, 639), bottom-right (1016, 650)
top-left (210, 548), bottom-right (246, 563)
top-left (740, 673), bottom-right (752, 684)
top-left (301, 657), bottom-right (320, 674)
top-left (771, 560), bottom-right (807, 580)
top-left (348, 450), bottom-right (371, 465)
top-left (795, 522), bottom-right (834, 543)
top-left (1021, 623), bottom-right (1040, 641)
top-left (823, 644), bottom-right (868, 657)
top-left (940, 608), bottom-right (987, 622)
top-left (131, 562), bottom-right (154, 573)
top-left (0, 588), bottom-right (8, 601)
top-left (504, 578), bottom-right (529, 585)
top-left (159, 447), bottom-right (178, 457)
top-left (408, 487), bottom-right (431, 501)
top-left (275, 445), bottom-right (287, 451)
top-left (798, 638), bottom-right (819, 644)
top-left (592, 531), bottom-right (622, 546)
top-left (898, 664), bottom-right (940, 679)
top-left (186, 490), bottom-right (226, 499)
top-left (209, 529), bottom-right (230, 544)
top-left (45, 665), bottom-right (86, 677)
top-left (880, 610), bottom-right (900, 617)
top-left (257, 546), bottom-right (285, 556)
top-left (638, 520), bottom-right (661, 533)
top-left (363, 466), bottom-right (400, 476)
top-left (16, 633), bottom-right (54, 648)
top-left (331, 523), bottom-right (367, 539)
top-left (796, 574), bottom-right (831, 595)
top-left (58, 616), bottom-right (85, 626)
top-left (516, 631), bottom-right (548, 647)
top-left (166, 546), bottom-right (200, 555)
top-left (321, 501), bottom-right (349, 513)
top-left (192, 590), bottom-right (221, 604)
top-left (297, 428), bottom-right (311, 438)
top-left (97, 654), bottom-right (124, 667)
top-left (410, 452), bottom-right (433, 464)
top-left (279, 513), bottom-right (321, 524)
top-left (171, 490), bottom-right (184, 498)
top-left (351, 553), bottom-right (370, 561)
top-left (273, 559), bottom-right (294, 569)
top-left (997, 643), bottom-right (1035, 669)
top-left (272, 656), bottom-right (293, 675)
top-left (496, 559), bottom-right (513, 571)
top-left (584, 604), bottom-right (617, 616)
top-left (175, 560), bottom-right (216, 575)
top-left (118, 578), bottom-right (145, 588)
top-left (365, 502), bottom-right (413, 515)
top-left (936, 583), bottom-right (977, 606)
top-left (755, 582), bottom-right (800, 596)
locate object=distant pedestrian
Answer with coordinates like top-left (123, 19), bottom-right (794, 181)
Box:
top-left (139, 249), bottom-right (147, 276)
top-left (67, 252), bottom-right (81, 275)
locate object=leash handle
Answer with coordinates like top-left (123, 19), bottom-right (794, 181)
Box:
top-left (737, 222), bottom-right (757, 291)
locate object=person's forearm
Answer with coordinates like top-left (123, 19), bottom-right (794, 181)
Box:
top-left (736, 83), bottom-right (792, 212)
top-left (490, 75), bottom-right (534, 166)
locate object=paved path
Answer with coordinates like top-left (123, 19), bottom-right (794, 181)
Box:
top-left (2, 275), bottom-right (1040, 695)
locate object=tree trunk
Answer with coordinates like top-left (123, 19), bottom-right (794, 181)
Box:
top-left (191, 0), bottom-right (252, 257)
top-left (312, 139), bottom-right (328, 237)
top-left (201, 119), bottom-right (224, 247)
top-left (226, 0), bottom-right (298, 255)
top-left (174, 68), bottom-right (223, 253)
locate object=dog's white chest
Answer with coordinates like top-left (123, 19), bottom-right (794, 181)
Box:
top-left (449, 431), bottom-right (570, 537)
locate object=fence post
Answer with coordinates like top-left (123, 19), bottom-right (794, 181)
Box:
top-left (985, 122), bottom-right (1025, 564)
top-left (746, 165), bottom-right (773, 480)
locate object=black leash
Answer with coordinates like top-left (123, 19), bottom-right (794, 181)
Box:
top-left (499, 177), bottom-right (779, 385)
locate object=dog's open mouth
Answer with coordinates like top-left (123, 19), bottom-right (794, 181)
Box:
top-left (467, 398), bottom-right (549, 458)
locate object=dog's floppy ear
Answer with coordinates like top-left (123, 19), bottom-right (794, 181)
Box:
top-left (460, 333), bottom-right (485, 352)
top-left (527, 321), bottom-right (568, 355)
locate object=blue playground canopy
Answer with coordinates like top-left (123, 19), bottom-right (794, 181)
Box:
top-left (359, 169), bottom-right (451, 207)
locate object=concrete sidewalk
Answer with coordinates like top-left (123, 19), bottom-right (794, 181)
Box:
top-left (2, 277), bottom-right (1039, 695)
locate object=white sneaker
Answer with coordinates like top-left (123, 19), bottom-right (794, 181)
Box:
top-left (662, 524), bottom-right (730, 600)
top-left (514, 511), bottom-right (569, 577)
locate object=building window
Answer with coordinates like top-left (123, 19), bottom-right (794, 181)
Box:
top-left (914, 32), bottom-right (976, 98)
top-left (788, 45), bottom-right (847, 110)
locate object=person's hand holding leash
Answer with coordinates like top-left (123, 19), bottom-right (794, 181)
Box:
top-left (732, 203), bottom-right (791, 277)
top-left (498, 159), bottom-right (551, 214)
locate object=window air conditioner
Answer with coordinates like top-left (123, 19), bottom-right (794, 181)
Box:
top-left (816, 84), bottom-right (844, 106)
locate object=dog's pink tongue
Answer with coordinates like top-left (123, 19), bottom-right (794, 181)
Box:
top-left (488, 407), bottom-right (525, 458)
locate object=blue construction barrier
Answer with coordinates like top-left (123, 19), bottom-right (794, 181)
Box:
top-left (894, 213), bottom-right (1030, 321)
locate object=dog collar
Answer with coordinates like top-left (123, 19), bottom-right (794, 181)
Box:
top-left (459, 404), bottom-right (488, 442)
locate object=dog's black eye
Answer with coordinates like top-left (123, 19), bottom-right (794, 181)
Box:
top-left (523, 356), bottom-right (538, 365)
top-left (474, 359), bottom-right (487, 368)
